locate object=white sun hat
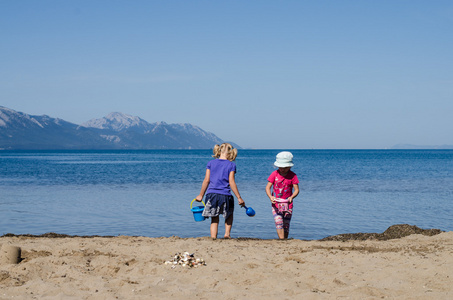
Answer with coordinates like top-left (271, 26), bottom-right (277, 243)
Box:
top-left (274, 151), bottom-right (294, 168)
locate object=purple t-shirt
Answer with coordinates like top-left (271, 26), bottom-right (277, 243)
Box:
top-left (206, 159), bottom-right (236, 195)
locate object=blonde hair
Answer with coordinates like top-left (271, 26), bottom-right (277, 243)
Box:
top-left (212, 143), bottom-right (237, 161)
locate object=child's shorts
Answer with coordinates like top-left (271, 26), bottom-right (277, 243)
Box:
top-left (202, 193), bottom-right (234, 219)
top-left (271, 205), bottom-right (292, 233)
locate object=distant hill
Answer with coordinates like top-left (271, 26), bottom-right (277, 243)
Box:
top-left (0, 106), bottom-right (237, 150)
top-left (391, 144), bottom-right (453, 150)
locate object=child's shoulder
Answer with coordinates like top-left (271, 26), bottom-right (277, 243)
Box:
top-left (208, 158), bottom-right (236, 166)
top-left (268, 169), bottom-right (279, 178)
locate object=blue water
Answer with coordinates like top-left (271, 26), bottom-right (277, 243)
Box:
top-left (1, 150), bottom-right (452, 240)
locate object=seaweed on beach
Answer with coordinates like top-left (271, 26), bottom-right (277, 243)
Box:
top-left (1, 232), bottom-right (116, 238)
top-left (320, 224), bottom-right (443, 242)
top-left (1, 224), bottom-right (444, 241)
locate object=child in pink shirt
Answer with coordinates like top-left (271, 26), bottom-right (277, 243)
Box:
top-left (265, 151), bottom-right (299, 239)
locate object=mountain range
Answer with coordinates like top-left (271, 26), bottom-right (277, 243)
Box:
top-left (0, 106), bottom-right (234, 150)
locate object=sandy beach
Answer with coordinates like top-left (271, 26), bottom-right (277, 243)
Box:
top-left (1, 225), bottom-right (452, 300)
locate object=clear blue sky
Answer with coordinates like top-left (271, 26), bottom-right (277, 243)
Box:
top-left (1, 1), bottom-right (452, 149)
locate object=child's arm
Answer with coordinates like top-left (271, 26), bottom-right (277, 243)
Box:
top-left (287, 184), bottom-right (299, 203)
top-left (229, 171), bottom-right (245, 207)
top-left (265, 182), bottom-right (276, 204)
top-left (195, 169), bottom-right (210, 201)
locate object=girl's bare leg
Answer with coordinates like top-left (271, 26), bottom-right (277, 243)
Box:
top-left (224, 214), bottom-right (233, 238)
top-left (210, 216), bottom-right (219, 239)
top-left (276, 228), bottom-right (285, 239)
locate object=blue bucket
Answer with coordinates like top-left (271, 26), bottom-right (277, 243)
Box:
top-left (190, 199), bottom-right (206, 222)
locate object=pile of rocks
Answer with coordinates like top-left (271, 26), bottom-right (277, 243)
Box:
top-left (164, 252), bottom-right (206, 268)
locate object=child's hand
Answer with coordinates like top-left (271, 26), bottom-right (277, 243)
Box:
top-left (270, 197), bottom-right (277, 204)
top-left (195, 195), bottom-right (203, 202)
top-left (287, 197), bottom-right (293, 203)
top-left (238, 197), bottom-right (245, 207)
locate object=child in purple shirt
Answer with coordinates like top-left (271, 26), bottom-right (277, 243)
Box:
top-left (195, 143), bottom-right (246, 239)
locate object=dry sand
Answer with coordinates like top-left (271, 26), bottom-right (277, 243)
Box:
top-left (1, 226), bottom-right (452, 300)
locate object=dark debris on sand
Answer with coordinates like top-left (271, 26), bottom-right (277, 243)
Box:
top-left (1, 232), bottom-right (116, 238)
top-left (1, 224), bottom-right (444, 241)
top-left (320, 224), bottom-right (444, 242)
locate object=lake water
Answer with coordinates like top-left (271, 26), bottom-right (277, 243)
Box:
top-left (1, 150), bottom-right (452, 240)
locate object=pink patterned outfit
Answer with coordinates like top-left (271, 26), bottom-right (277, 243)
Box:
top-left (268, 170), bottom-right (299, 233)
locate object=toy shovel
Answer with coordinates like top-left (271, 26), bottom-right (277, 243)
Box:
top-left (243, 205), bottom-right (256, 217)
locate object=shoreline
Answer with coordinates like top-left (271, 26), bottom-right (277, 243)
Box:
top-left (1, 225), bottom-right (452, 299)
top-left (1, 224), bottom-right (444, 241)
